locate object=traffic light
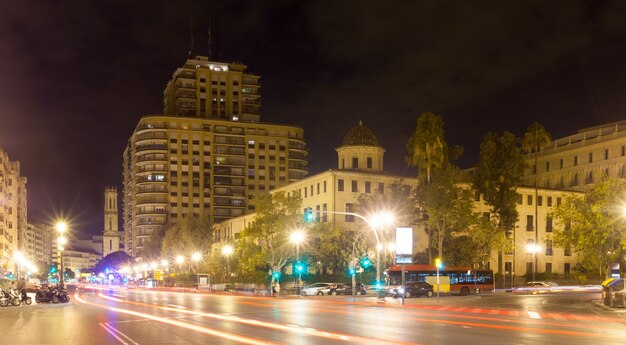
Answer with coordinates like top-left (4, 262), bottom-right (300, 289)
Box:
top-left (272, 271), bottom-right (281, 280)
top-left (348, 267), bottom-right (356, 276)
top-left (296, 263), bottom-right (303, 273)
top-left (435, 258), bottom-right (443, 269)
top-left (304, 208), bottom-right (314, 222)
top-left (49, 264), bottom-right (57, 274)
top-left (360, 256), bottom-right (372, 268)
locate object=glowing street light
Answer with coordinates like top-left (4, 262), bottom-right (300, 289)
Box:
top-left (526, 243), bottom-right (542, 282)
top-left (55, 220), bottom-right (69, 289)
top-left (160, 259), bottom-right (169, 268)
top-left (222, 245), bottom-right (234, 285)
top-left (291, 230), bottom-right (305, 295)
top-left (191, 252), bottom-right (202, 262)
top-left (175, 255), bottom-right (185, 265)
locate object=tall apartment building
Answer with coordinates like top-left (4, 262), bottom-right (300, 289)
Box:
top-left (522, 121), bottom-right (626, 190)
top-left (0, 148), bottom-right (27, 276)
top-left (123, 56), bottom-right (307, 258)
top-left (28, 222), bottom-right (53, 265)
top-left (163, 56), bottom-right (261, 123)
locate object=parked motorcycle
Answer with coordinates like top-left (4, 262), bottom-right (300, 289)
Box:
top-left (0, 291), bottom-right (11, 307)
top-left (35, 287), bottom-right (60, 304)
top-left (8, 289), bottom-right (21, 306)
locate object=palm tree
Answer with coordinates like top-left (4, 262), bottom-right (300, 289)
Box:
top-left (522, 122), bottom-right (552, 280)
top-left (406, 112), bottom-right (447, 262)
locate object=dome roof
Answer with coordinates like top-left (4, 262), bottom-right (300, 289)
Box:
top-left (341, 121), bottom-right (380, 147)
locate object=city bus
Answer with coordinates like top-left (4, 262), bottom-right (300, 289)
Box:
top-left (386, 264), bottom-right (494, 295)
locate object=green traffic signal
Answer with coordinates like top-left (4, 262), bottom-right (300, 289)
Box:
top-left (304, 208), bottom-right (314, 222)
top-left (360, 257), bottom-right (372, 268)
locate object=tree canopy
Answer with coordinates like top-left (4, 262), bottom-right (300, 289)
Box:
top-left (95, 251), bottom-right (132, 274)
top-left (161, 214), bottom-right (213, 258)
top-left (236, 192), bottom-right (302, 282)
top-left (551, 177), bottom-right (626, 277)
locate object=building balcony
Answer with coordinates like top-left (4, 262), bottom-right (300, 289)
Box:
top-left (135, 154), bottom-right (167, 165)
top-left (135, 123), bottom-right (167, 135)
top-left (134, 132), bottom-right (167, 144)
top-left (135, 144), bottom-right (167, 154)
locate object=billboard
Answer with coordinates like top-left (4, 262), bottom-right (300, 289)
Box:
top-left (395, 227), bottom-right (413, 264)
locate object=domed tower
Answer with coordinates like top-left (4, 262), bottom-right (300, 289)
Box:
top-left (336, 121), bottom-right (385, 172)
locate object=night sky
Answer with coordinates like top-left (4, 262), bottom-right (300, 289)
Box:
top-left (2, 1), bottom-right (626, 237)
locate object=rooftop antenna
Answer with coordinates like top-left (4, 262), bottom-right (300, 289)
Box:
top-left (188, 18), bottom-right (195, 57)
top-left (208, 18), bottom-right (212, 59)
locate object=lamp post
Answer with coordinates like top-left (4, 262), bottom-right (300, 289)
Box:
top-left (322, 210), bottom-right (394, 300)
top-left (291, 230), bottom-right (305, 295)
top-left (222, 245), bottom-right (234, 286)
top-left (525, 243), bottom-right (541, 282)
top-left (56, 221), bottom-right (68, 289)
top-left (191, 252), bottom-right (201, 273)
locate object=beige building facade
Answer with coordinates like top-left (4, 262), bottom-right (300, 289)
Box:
top-left (0, 148), bottom-right (27, 277)
top-left (474, 187), bottom-right (582, 282)
top-left (28, 222), bottom-right (53, 265)
top-left (214, 122), bottom-right (423, 253)
top-left (523, 121), bottom-right (626, 190)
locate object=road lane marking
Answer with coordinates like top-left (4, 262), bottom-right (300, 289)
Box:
top-left (100, 323), bottom-right (130, 345)
top-left (102, 323), bottom-right (140, 345)
top-left (166, 304), bottom-right (186, 309)
top-left (528, 311), bottom-right (542, 319)
top-left (85, 293), bottom-right (418, 345)
top-left (113, 294), bottom-right (125, 298)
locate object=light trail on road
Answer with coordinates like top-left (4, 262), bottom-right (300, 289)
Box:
top-left (84, 293), bottom-right (419, 345)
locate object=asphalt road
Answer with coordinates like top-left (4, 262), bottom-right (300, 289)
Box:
top-left (1, 287), bottom-right (625, 345)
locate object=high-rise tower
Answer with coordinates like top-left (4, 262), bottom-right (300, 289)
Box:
top-left (123, 56), bottom-right (307, 259)
top-left (163, 56), bottom-right (261, 123)
top-left (103, 186), bottom-right (120, 257)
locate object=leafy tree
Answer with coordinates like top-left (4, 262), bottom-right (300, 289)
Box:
top-left (309, 223), bottom-right (368, 276)
top-left (64, 267), bottom-right (76, 280)
top-left (142, 224), bottom-right (167, 260)
top-left (236, 192), bottom-right (302, 285)
top-left (444, 216), bottom-right (507, 268)
top-left (95, 251), bottom-right (132, 274)
top-left (522, 122), bottom-right (552, 270)
top-left (551, 177), bottom-right (626, 278)
top-left (161, 214), bottom-right (214, 258)
top-left (473, 131), bottom-right (526, 276)
top-left (417, 166), bottom-right (477, 261)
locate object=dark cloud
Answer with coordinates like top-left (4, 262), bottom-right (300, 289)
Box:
top-left (2, 0), bottom-right (626, 235)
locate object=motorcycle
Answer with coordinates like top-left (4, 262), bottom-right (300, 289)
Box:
top-left (35, 287), bottom-right (60, 304)
top-left (0, 291), bottom-right (11, 307)
top-left (20, 289), bottom-right (32, 305)
top-left (8, 289), bottom-right (21, 306)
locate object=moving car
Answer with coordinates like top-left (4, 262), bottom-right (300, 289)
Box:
top-left (329, 283), bottom-right (367, 295)
top-left (300, 283), bottom-right (335, 296)
top-left (391, 281), bottom-right (434, 298)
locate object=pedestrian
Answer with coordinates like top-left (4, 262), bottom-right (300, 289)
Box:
top-left (274, 282), bottom-right (280, 297)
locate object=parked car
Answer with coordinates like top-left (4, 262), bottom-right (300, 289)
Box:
top-left (391, 282), bottom-right (434, 298)
top-left (300, 283), bottom-right (335, 296)
top-left (329, 283), bottom-right (367, 295)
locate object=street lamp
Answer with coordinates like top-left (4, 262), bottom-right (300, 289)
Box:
top-left (369, 211), bottom-right (395, 294)
top-left (526, 243), bottom-right (541, 282)
top-left (222, 245), bottom-right (234, 285)
top-left (56, 221), bottom-right (68, 289)
top-left (191, 252), bottom-right (201, 273)
top-left (291, 230), bottom-right (305, 295)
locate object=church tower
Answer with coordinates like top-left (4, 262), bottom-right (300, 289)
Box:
top-left (103, 186), bottom-right (120, 257)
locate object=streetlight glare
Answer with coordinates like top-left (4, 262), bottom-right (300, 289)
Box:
top-left (370, 211), bottom-right (395, 227)
top-left (191, 252), bottom-right (202, 261)
top-left (175, 255), bottom-right (185, 264)
top-left (526, 243), bottom-right (541, 253)
top-left (58, 236), bottom-right (67, 245)
top-left (290, 230), bottom-right (305, 244)
top-left (222, 245), bottom-right (234, 256)
top-left (160, 259), bottom-right (169, 267)
top-left (56, 221), bottom-right (68, 234)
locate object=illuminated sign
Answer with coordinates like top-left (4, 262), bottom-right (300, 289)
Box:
top-left (395, 227), bottom-right (413, 264)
